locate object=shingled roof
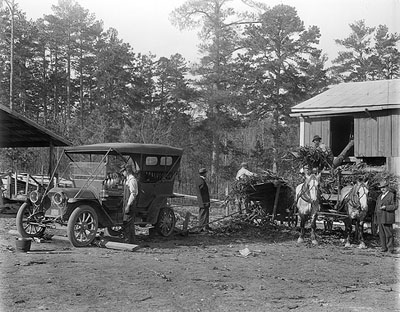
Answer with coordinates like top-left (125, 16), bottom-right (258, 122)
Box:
top-left (291, 79), bottom-right (400, 117)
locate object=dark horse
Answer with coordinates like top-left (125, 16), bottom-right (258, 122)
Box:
top-left (295, 173), bottom-right (321, 245)
top-left (339, 180), bottom-right (369, 248)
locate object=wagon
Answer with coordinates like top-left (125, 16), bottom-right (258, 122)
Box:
top-left (16, 143), bottom-right (183, 247)
top-left (243, 180), bottom-right (297, 226)
top-left (318, 169), bottom-right (377, 234)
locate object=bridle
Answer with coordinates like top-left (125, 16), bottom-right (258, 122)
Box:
top-left (298, 174), bottom-right (320, 205)
top-left (346, 182), bottom-right (369, 210)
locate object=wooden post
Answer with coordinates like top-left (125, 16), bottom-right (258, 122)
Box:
top-left (272, 182), bottom-right (281, 222)
top-left (25, 173), bottom-right (29, 195)
top-left (14, 171), bottom-right (17, 198)
top-left (335, 169), bottom-right (342, 210)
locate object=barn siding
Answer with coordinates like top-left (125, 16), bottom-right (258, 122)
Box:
top-left (354, 111), bottom-right (396, 157)
top-left (392, 111), bottom-right (400, 157)
top-left (303, 118), bottom-right (330, 146)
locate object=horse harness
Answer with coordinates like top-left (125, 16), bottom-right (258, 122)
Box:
top-left (342, 183), bottom-right (368, 211)
top-left (296, 174), bottom-right (320, 207)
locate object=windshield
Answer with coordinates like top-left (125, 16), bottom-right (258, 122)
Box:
top-left (55, 152), bottom-right (129, 190)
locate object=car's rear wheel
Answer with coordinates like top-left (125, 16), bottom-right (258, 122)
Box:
top-left (16, 203), bottom-right (46, 238)
top-left (67, 205), bottom-right (98, 247)
top-left (155, 207), bottom-right (176, 237)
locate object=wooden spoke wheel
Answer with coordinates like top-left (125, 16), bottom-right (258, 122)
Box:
top-left (155, 207), bottom-right (176, 237)
top-left (16, 203), bottom-right (46, 238)
top-left (67, 205), bottom-right (98, 247)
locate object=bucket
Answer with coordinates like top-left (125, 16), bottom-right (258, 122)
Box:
top-left (15, 237), bottom-right (32, 252)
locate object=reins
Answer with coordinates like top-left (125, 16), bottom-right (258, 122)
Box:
top-left (345, 183), bottom-right (368, 211)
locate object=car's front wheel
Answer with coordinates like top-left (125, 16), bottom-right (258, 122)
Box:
top-left (155, 207), bottom-right (176, 237)
top-left (16, 203), bottom-right (46, 238)
top-left (67, 205), bottom-right (98, 247)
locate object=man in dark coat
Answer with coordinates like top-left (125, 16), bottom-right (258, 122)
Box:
top-left (196, 168), bottom-right (211, 232)
top-left (374, 180), bottom-right (398, 253)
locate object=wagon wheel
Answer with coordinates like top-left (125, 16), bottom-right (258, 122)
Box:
top-left (67, 205), bottom-right (98, 247)
top-left (155, 207), bottom-right (176, 237)
top-left (16, 203), bottom-right (46, 238)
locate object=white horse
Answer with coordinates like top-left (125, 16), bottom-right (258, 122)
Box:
top-left (339, 181), bottom-right (369, 248)
top-left (296, 173), bottom-right (321, 245)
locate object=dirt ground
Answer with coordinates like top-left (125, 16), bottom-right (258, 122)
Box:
top-left (0, 206), bottom-right (399, 312)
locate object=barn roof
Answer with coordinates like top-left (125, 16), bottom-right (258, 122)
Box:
top-left (291, 79), bottom-right (400, 117)
top-left (0, 104), bottom-right (71, 148)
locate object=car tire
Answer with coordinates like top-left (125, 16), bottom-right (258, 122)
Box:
top-left (67, 205), bottom-right (98, 247)
top-left (16, 203), bottom-right (46, 238)
top-left (155, 207), bottom-right (176, 237)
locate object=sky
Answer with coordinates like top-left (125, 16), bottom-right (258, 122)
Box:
top-left (12, 0), bottom-right (400, 65)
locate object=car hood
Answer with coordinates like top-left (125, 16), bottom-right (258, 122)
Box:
top-left (48, 187), bottom-right (98, 200)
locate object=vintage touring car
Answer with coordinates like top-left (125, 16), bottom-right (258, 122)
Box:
top-left (16, 143), bottom-right (183, 247)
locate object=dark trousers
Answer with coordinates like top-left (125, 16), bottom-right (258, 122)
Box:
top-left (198, 204), bottom-right (210, 230)
top-left (378, 223), bottom-right (394, 252)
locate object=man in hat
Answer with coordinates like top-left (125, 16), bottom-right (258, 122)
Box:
top-left (120, 164), bottom-right (138, 242)
top-left (312, 135), bottom-right (327, 153)
top-left (236, 162), bottom-right (256, 180)
top-left (196, 167), bottom-right (211, 232)
top-left (374, 180), bottom-right (398, 253)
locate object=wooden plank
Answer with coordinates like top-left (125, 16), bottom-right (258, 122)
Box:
top-left (377, 112), bottom-right (391, 156)
top-left (392, 112), bottom-right (400, 156)
top-left (304, 119), bottom-right (312, 145)
top-left (103, 241), bottom-right (140, 251)
top-left (354, 115), bottom-right (370, 157)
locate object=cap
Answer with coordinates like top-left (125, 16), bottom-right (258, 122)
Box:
top-left (312, 135), bottom-right (322, 142)
top-left (199, 168), bottom-right (207, 174)
top-left (240, 162), bottom-right (248, 167)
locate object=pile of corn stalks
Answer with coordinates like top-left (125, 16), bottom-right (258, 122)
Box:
top-left (225, 170), bottom-right (295, 227)
top-left (294, 146), bottom-right (334, 170)
top-left (229, 169), bottom-right (289, 200)
top-left (321, 163), bottom-right (399, 201)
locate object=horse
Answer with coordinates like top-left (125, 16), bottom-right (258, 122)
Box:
top-left (295, 173), bottom-right (321, 245)
top-left (339, 180), bottom-right (369, 248)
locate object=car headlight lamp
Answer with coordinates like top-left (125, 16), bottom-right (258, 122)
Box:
top-left (53, 192), bottom-right (68, 205)
top-left (29, 190), bottom-right (42, 204)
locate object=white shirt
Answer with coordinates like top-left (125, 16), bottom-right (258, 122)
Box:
top-left (236, 167), bottom-right (255, 180)
top-left (126, 174), bottom-right (138, 196)
top-left (381, 191), bottom-right (389, 200)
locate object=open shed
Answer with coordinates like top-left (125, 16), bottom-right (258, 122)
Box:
top-left (0, 104), bottom-right (71, 211)
top-left (290, 79), bottom-right (400, 174)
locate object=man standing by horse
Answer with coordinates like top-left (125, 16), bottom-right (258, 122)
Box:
top-left (375, 180), bottom-right (398, 254)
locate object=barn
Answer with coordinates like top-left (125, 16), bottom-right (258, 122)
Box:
top-left (290, 79), bottom-right (400, 223)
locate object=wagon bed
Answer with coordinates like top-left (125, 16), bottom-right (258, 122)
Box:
top-left (243, 180), bottom-right (296, 224)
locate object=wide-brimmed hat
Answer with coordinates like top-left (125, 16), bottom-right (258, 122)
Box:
top-left (378, 180), bottom-right (388, 188)
top-left (199, 168), bottom-right (207, 174)
top-left (119, 164), bottom-right (132, 173)
top-left (312, 135), bottom-right (322, 142)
